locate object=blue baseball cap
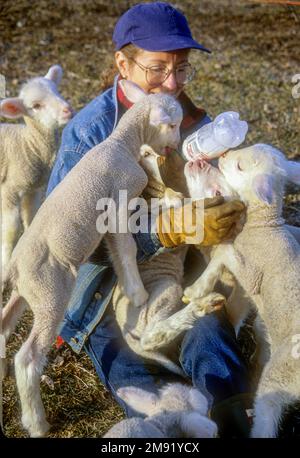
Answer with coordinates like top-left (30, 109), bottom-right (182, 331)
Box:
top-left (113, 2), bottom-right (211, 53)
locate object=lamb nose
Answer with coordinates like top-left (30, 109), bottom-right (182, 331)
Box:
top-left (62, 106), bottom-right (73, 117)
top-left (196, 158), bottom-right (205, 169)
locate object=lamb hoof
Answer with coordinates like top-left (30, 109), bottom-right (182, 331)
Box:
top-left (140, 335), bottom-right (154, 350)
top-left (141, 332), bottom-right (164, 351)
top-left (191, 292), bottom-right (226, 316)
top-left (22, 414), bottom-right (50, 438)
top-left (183, 286), bottom-right (200, 303)
top-left (127, 287), bottom-right (149, 308)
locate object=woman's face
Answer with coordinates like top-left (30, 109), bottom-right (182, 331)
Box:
top-left (115, 48), bottom-right (191, 97)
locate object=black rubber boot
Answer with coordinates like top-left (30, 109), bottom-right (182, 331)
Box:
top-left (211, 393), bottom-right (254, 438)
top-left (277, 401), bottom-right (300, 438)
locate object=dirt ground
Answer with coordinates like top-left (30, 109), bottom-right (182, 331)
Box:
top-left (1, 0), bottom-right (300, 438)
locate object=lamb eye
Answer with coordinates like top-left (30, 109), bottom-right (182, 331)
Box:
top-left (169, 124), bottom-right (176, 129)
top-left (237, 162), bottom-right (243, 171)
top-left (32, 103), bottom-right (42, 110)
top-left (215, 190), bottom-right (222, 196)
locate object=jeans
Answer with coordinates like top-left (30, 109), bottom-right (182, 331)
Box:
top-left (84, 303), bottom-right (251, 418)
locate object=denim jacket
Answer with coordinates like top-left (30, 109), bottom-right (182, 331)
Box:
top-left (47, 75), bottom-right (211, 353)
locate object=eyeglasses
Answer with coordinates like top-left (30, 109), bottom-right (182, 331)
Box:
top-left (129, 58), bottom-right (196, 87)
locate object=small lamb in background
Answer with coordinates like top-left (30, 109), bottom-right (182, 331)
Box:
top-left (103, 383), bottom-right (217, 438)
top-left (0, 65), bottom-right (73, 272)
top-left (183, 144), bottom-right (300, 438)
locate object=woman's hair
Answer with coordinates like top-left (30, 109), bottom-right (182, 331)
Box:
top-left (99, 44), bottom-right (141, 92)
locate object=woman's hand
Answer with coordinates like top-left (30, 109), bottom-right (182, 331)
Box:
top-left (156, 196), bottom-right (245, 248)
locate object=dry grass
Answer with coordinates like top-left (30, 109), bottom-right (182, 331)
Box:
top-left (2, 309), bottom-right (125, 438)
top-left (1, 0), bottom-right (300, 438)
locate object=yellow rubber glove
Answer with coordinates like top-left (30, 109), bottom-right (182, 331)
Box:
top-left (156, 196), bottom-right (245, 248)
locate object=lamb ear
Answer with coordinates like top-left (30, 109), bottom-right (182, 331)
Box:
top-left (150, 105), bottom-right (171, 126)
top-left (45, 65), bottom-right (63, 85)
top-left (252, 174), bottom-right (274, 205)
top-left (285, 160), bottom-right (300, 185)
top-left (0, 97), bottom-right (27, 118)
top-left (116, 387), bottom-right (158, 415)
top-left (118, 79), bottom-right (147, 103)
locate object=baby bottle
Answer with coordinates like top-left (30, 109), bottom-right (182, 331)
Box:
top-left (182, 111), bottom-right (248, 160)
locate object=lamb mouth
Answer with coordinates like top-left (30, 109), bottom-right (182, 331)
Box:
top-left (162, 146), bottom-right (175, 155)
top-left (218, 159), bottom-right (225, 174)
top-left (59, 116), bottom-right (72, 126)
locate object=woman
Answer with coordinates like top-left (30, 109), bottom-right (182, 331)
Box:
top-left (47, 2), bottom-right (253, 437)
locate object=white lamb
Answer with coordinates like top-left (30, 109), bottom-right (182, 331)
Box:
top-left (1, 80), bottom-right (184, 437)
top-left (112, 146), bottom-right (231, 375)
top-left (0, 65), bottom-right (73, 272)
top-left (103, 383), bottom-right (217, 438)
top-left (183, 156), bottom-right (300, 367)
top-left (183, 144), bottom-right (300, 437)
top-left (115, 143), bottom-right (300, 384)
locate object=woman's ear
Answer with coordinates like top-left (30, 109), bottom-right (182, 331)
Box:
top-left (115, 51), bottom-right (130, 79)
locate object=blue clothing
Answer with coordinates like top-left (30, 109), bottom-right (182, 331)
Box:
top-left (47, 75), bottom-right (250, 424)
top-left (47, 77), bottom-right (120, 195)
top-left (85, 303), bottom-right (250, 417)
